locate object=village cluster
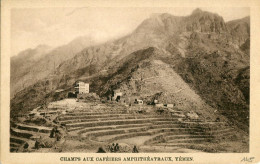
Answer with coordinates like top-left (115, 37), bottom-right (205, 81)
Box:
top-left (70, 81), bottom-right (177, 109)
top-left (11, 81), bottom-right (212, 153)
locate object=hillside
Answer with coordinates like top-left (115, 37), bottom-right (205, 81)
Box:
top-left (11, 45), bottom-right (53, 96)
top-left (11, 9), bottom-right (250, 133)
top-left (226, 16), bottom-right (250, 47)
top-left (11, 35), bottom-right (97, 97)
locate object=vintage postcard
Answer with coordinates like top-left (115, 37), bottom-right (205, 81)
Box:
top-left (1, 0), bottom-right (260, 163)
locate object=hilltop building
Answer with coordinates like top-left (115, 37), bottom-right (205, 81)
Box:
top-left (75, 81), bottom-right (89, 94)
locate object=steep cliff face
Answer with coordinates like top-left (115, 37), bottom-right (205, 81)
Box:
top-left (227, 16), bottom-right (250, 46)
top-left (184, 8), bottom-right (227, 33)
top-left (11, 9), bottom-right (250, 132)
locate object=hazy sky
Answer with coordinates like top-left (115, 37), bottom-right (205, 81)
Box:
top-left (11, 7), bottom-right (249, 56)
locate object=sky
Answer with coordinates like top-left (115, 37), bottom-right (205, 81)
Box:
top-left (11, 7), bottom-right (249, 56)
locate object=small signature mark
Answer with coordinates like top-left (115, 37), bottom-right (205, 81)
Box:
top-left (241, 157), bottom-right (255, 162)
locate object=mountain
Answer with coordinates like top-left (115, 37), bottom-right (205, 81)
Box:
top-left (11, 35), bottom-right (97, 97)
top-left (12, 44), bottom-right (52, 61)
top-left (11, 45), bottom-right (53, 97)
top-left (227, 16), bottom-right (250, 47)
top-left (56, 8), bottom-right (244, 75)
top-left (11, 9), bottom-right (250, 132)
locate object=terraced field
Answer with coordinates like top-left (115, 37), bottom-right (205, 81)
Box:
top-left (10, 122), bottom-right (52, 152)
top-left (10, 98), bottom-right (243, 153)
top-left (55, 104), bottom-right (235, 153)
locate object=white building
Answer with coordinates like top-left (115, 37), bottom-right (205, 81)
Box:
top-left (112, 89), bottom-right (123, 100)
top-left (75, 81), bottom-right (89, 94)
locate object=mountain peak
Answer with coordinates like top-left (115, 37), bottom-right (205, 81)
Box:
top-left (36, 44), bottom-right (50, 48)
top-left (186, 8), bottom-right (227, 33)
top-left (35, 44), bottom-right (52, 51)
top-left (192, 8), bottom-right (203, 15)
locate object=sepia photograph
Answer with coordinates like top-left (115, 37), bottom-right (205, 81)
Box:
top-left (9, 6), bottom-right (251, 153)
top-left (2, 0), bottom-right (260, 163)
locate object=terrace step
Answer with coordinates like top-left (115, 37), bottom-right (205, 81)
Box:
top-left (58, 113), bottom-right (133, 121)
top-left (10, 136), bottom-right (28, 145)
top-left (153, 121), bottom-right (180, 124)
top-left (59, 112), bottom-right (184, 121)
top-left (11, 128), bottom-right (49, 139)
top-left (96, 128), bottom-right (204, 142)
top-left (143, 132), bottom-right (210, 145)
top-left (10, 146), bottom-right (19, 152)
top-left (162, 138), bottom-right (213, 143)
top-left (13, 123), bottom-right (52, 133)
top-left (83, 124), bottom-right (189, 138)
top-left (59, 115), bottom-right (168, 125)
top-left (10, 142), bottom-right (21, 147)
top-left (65, 111), bottom-right (128, 116)
top-left (163, 138), bottom-right (212, 144)
top-left (198, 128), bottom-right (234, 135)
top-left (152, 142), bottom-right (204, 147)
top-left (82, 126), bottom-right (150, 138)
top-left (144, 129), bottom-right (233, 145)
top-left (11, 128), bottom-right (34, 139)
top-left (97, 131), bottom-right (153, 142)
top-left (181, 122), bottom-right (226, 127)
top-left (66, 118), bottom-right (178, 128)
top-left (211, 131), bottom-right (234, 138)
top-left (181, 123), bottom-right (228, 130)
top-left (76, 123), bottom-right (154, 134)
top-left (165, 134), bottom-right (214, 140)
top-left (67, 120), bottom-right (181, 132)
top-left (182, 121), bottom-right (226, 124)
